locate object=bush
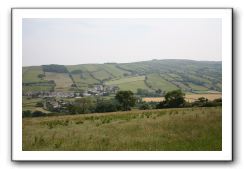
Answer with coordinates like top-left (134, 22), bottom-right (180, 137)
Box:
top-left (95, 99), bottom-right (118, 113)
top-left (192, 97), bottom-right (222, 107)
top-left (192, 97), bottom-right (208, 107)
top-left (67, 97), bottom-right (96, 114)
top-left (138, 102), bottom-right (151, 110)
top-left (22, 110), bottom-right (31, 118)
top-left (32, 111), bottom-right (46, 117)
top-left (156, 100), bottom-right (167, 109)
top-left (156, 90), bottom-right (185, 108)
top-left (38, 74), bottom-right (45, 79)
top-left (183, 102), bottom-right (193, 108)
top-left (35, 102), bottom-right (43, 107)
top-left (213, 98), bottom-right (222, 106)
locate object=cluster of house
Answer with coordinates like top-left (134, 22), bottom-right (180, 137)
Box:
top-left (42, 98), bottom-right (71, 113)
top-left (85, 85), bottom-right (119, 96)
top-left (24, 91), bottom-right (81, 98)
top-left (23, 85), bottom-right (119, 98)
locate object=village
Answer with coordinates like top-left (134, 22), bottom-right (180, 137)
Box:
top-left (23, 84), bottom-right (119, 98)
top-left (23, 84), bottom-right (120, 113)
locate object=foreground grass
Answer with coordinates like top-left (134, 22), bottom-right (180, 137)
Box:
top-left (22, 107), bottom-right (222, 151)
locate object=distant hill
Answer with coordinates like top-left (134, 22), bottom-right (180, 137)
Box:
top-left (22, 59), bottom-right (222, 94)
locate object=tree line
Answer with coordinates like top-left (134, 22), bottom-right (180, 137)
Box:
top-left (22, 90), bottom-right (222, 118)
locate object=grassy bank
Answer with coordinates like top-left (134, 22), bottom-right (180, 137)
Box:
top-left (23, 107), bottom-right (222, 151)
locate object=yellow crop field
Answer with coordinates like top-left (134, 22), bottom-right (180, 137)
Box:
top-left (142, 97), bottom-right (164, 102)
top-left (185, 93), bottom-right (222, 102)
top-left (143, 93), bottom-right (222, 103)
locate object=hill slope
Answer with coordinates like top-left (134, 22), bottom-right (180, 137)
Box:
top-left (23, 107), bottom-right (222, 151)
top-left (22, 59), bottom-right (222, 94)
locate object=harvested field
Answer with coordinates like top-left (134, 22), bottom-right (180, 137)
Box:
top-left (185, 93), bottom-right (222, 102)
top-left (142, 93), bottom-right (222, 103)
top-left (142, 97), bottom-right (164, 102)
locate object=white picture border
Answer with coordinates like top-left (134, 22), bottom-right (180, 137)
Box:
top-left (12, 8), bottom-right (233, 161)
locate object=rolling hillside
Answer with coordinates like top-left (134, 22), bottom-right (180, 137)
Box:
top-left (23, 107), bottom-right (222, 151)
top-left (22, 59), bottom-right (222, 94)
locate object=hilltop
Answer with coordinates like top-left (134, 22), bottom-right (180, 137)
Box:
top-left (22, 59), bottom-right (222, 95)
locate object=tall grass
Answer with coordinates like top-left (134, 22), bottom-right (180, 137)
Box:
top-left (22, 107), bottom-right (222, 151)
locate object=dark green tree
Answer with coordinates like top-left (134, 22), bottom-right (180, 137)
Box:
top-left (95, 99), bottom-right (118, 113)
top-left (32, 111), bottom-right (46, 117)
top-left (72, 97), bottom-right (96, 114)
top-left (115, 91), bottom-right (136, 111)
top-left (193, 97), bottom-right (208, 107)
top-left (157, 90), bottom-right (185, 108)
top-left (138, 102), bottom-right (151, 110)
top-left (35, 101), bottom-right (43, 107)
top-left (155, 89), bottom-right (162, 94)
top-left (164, 90), bottom-right (185, 108)
top-left (37, 74), bottom-right (45, 79)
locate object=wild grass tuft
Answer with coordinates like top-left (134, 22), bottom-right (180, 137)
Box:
top-left (23, 107), bottom-right (222, 151)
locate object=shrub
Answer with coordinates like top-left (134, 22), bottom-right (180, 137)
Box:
top-left (38, 74), bottom-right (45, 79)
top-left (95, 99), bottom-right (118, 113)
top-left (22, 110), bottom-right (31, 118)
top-left (192, 97), bottom-right (222, 107)
top-left (35, 102), bottom-right (43, 107)
top-left (32, 111), bottom-right (46, 117)
top-left (138, 102), bottom-right (151, 110)
top-left (68, 97), bottom-right (96, 114)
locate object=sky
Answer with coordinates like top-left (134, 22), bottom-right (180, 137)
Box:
top-left (22, 18), bottom-right (222, 66)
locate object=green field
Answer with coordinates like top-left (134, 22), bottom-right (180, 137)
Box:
top-left (105, 76), bottom-right (148, 92)
top-left (91, 70), bottom-right (111, 81)
top-left (168, 73), bottom-right (182, 80)
top-left (188, 82), bottom-right (209, 91)
top-left (116, 81), bottom-right (150, 93)
top-left (146, 73), bottom-right (179, 92)
top-left (23, 107), bottom-right (221, 151)
top-left (44, 72), bottom-right (73, 91)
top-left (23, 85), bottom-right (53, 93)
top-left (23, 66), bottom-right (45, 83)
top-left (22, 60), bottom-right (222, 94)
top-left (73, 72), bottom-right (99, 84)
top-left (102, 64), bottom-right (130, 77)
top-left (105, 76), bottom-right (145, 85)
top-left (118, 63), bottom-right (149, 73)
top-left (66, 65), bottom-right (87, 72)
top-left (22, 97), bottom-right (51, 113)
top-left (82, 64), bottom-right (101, 72)
top-left (72, 73), bottom-right (100, 90)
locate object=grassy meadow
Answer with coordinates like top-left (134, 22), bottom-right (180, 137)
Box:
top-left (23, 107), bottom-right (222, 151)
top-left (44, 72), bottom-right (73, 91)
top-left (146, 73), bottom-right (179, 91)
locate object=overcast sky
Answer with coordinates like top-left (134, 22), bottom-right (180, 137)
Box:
top-left (22, 18), bottom-right (222, 66)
